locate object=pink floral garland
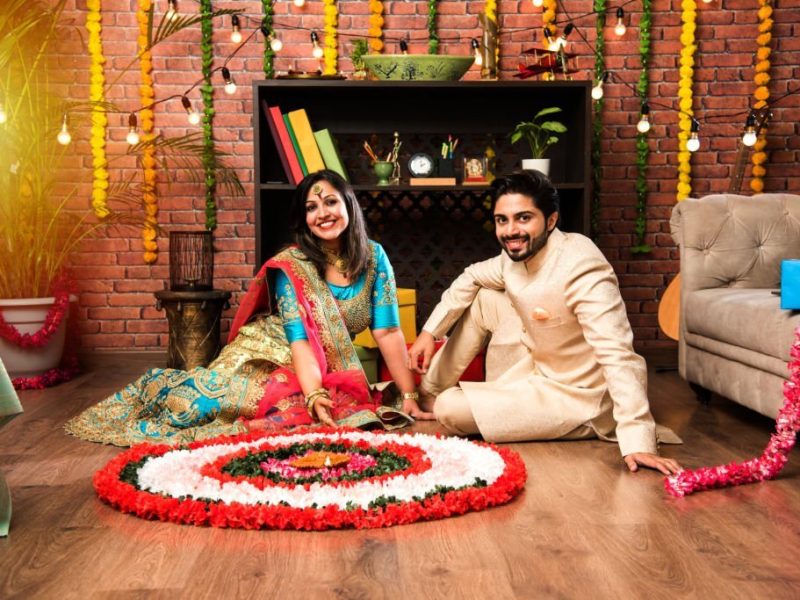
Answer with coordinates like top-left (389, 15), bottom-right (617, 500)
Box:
top-left (0, 290), bottom-right (70, 349)
top-left (11, 355), bottom-right (79, 391)
top-left (94, 429), bottom-right (527, 530)
top-left (665, 327), bottom-right (800, 497)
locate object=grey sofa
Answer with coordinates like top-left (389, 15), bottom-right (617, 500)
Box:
top-left (670, 193), bottom-right (800, 418)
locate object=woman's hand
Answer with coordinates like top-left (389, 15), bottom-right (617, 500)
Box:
top-left (313, 393), bottom-right (337, 427)
top-left (402, 396), bottom-right (435, 420)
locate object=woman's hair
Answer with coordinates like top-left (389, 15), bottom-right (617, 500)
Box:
top-left (489, 169), bottom-right (560, 223)
top-left (290, 170), bottom-right (370, 280)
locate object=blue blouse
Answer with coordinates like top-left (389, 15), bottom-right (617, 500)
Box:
top-left (275, 242), bottom-right (400, 343)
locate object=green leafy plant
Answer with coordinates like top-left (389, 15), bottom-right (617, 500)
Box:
top-left (0, 0), bottom-right (243, 299)
top-left (350, 39), bottom-right (368, 77)
top-left (510, 107), bottom-right (568, 159)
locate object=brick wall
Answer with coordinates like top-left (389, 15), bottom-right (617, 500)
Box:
top-left (54, 0), bottom-right (800, 352)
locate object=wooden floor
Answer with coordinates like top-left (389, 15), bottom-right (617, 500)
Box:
top-left (2, 353), bottom-right (800, 599)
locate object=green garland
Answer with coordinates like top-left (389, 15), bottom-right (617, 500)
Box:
top-left (590, 0), bottom-right (606, 239)
top-left (631, 0), bottom-right (652, 253)
top-left (427, 0), bottom-right (439, 54)
top-left (261, 0), bottom-right (275, 78)
top-left (200, 0), bottom-right (217, 230)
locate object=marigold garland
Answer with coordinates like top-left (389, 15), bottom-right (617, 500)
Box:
top-left (676, 0), bottom-right (697, 202)
top-left (261, 0), bottom-right (275, 78)
top-left (86, 0), bottom-right (109, 219)
top-left (666, 327), bottom-right (800, 497)
top-left (137, 0), bottom-right (158, 264)
top-left (590, 0), bottom-right (606, 239)
top-left (427, 0), bottom-right (439, 55)
top-left (322, 0), bottom-right (338, 75)
top-left (368, 0), bottom-right (384, 53)
top-left (200, 0), bottom-right (217, 230)
top-left (632, 0), bottom-right (653, 253)
top-left (542, 0), bottom-right (557, 48)
top-left (749, 0), bottom-right (773, 194)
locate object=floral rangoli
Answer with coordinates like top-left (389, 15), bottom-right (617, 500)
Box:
top-left (94, 428), bottom-right (527, 530)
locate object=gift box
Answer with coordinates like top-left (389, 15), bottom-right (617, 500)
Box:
top-left (378, 340), bottom-right (485, 385)
top-left (354, 345), bottom-right (380, 384)
top-left (781, 259), bottom-right (800, 310)
top-left (354, 288), bottom-right (417, 348)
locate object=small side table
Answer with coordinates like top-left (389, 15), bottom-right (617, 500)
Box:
top-left (155, 290), bottom-right (232, 371)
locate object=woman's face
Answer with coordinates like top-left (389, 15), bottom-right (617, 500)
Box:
top-left (304, 180), bottom-right (349, 245)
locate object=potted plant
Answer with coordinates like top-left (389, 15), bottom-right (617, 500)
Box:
top-left (350, 39), bottom-right (369, 80)
top-left (510, 106), bottom-right (568, 176)
top-left (0, 1), bottom-right (243, 383)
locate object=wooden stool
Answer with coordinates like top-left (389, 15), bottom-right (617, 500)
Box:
top-left (155, 290), bottom-right (232, 370)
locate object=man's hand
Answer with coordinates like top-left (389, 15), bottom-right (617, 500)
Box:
top-left (407, 331), bottom-right (436, 374)
top-left (624, 452), bottom-right (682, 475)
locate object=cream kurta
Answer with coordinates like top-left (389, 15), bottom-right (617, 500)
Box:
top-left (421, 228), bottom-right (661, 456)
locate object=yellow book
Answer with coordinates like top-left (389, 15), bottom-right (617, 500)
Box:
top-left (286, 109), bottom-right (326, 173)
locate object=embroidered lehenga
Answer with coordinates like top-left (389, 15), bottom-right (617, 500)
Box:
top-left (65, 242), bottom-right (404, 446)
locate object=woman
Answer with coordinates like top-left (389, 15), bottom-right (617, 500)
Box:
top-left (66, 170), bottom-right (432, 446)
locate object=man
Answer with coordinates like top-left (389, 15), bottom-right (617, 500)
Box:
top-left (408, 170), bottom-right (681, 475)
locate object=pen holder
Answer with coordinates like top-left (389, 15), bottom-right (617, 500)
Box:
top-left (373, 161), bottom-right (393, 186)
top-left (437, 158), bottom-right (455, 178)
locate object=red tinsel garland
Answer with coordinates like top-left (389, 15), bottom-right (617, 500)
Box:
top-left (665, 327), bottom-right (800, 497)
top-left (11, 354), bottom-right (79, 390)
top-left (0, 290), bottom-right (70, 349)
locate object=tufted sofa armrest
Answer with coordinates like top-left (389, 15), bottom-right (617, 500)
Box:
top-left (670, 193), bottom-right (800, 294)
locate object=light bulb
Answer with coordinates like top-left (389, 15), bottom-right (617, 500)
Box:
top-left (702, 0), bottom-right (713, 3)
top-left (312, 43), bottom-right (324, 59)
top-left (742, 130), bottom-right (758, 147)
top-left (686, 132), bottom-right (700, 152)
top-left (614, 7), bottom-right (626, 36)
top-left (126, 128), bottom-right (140, 145)
top-left (591, 83), bottom-right (604, 100)
top-left (532, 0), bottom-right (544, 6)
top-left (182, 96), bottom-right (200, 125)
top-left (57, 117), bottom-right (71, 146)
top-left (166, 0), bottom-right (178, 22)
top-left (188, 111), bottom-right (201, 125)
top-left (270, 36), bottom-right (283, 52)
top-left (636, 115), bottom-right (651, 134)
top-left (0, 104), bottom-right (6, 124)
top-left (221, 67), bottom-right (237, 95)
top-left (230, 15), bottom-right (242, 43)
top-left (293, 0), bottom-right (305, 6)
top-left (471, 39), bottom-right (482, 66)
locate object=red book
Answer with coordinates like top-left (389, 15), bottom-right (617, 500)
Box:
top-left (261, 100), bottom-right (303, 185)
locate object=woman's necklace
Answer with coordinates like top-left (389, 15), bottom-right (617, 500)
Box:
top-left (323, 248), bottom-right (348, 276)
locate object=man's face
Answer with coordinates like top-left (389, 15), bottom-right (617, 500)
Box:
top-left (493, 193), bottom-right (558, 262)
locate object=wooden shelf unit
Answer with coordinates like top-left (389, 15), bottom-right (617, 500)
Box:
top-left (253, 80), bottom-right (593, 268)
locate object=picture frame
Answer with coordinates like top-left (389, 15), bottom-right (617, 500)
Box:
top-left (463, 156), bottom-right (488, 183)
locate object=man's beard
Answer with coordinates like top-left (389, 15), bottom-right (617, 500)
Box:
top-left (500, 228), bottom-right (550, 262)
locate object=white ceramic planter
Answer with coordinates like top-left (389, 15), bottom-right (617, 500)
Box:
top-left (521, 158), bottom-right (551, 176)
top-left (0, 297), bottom-right (71, 378)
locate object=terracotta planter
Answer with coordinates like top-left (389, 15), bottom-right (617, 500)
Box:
top-left (0, 297), bottom-right (71, 379)
top-left (521, 158), bottom-right (550, 176)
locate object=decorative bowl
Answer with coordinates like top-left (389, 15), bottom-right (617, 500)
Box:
top-left (362, 54), bottom-right (474, 81)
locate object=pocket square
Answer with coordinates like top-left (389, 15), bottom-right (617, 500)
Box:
top-left (532, 307), bottom-right (551, 320)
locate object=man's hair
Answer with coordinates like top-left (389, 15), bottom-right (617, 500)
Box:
top-left (289, 169), bottom-right (370, 280)
top-left (490, 169), bottom-right (560, 222)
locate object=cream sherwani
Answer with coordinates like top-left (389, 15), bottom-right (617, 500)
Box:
top-left (421, 228), bottom-right (664, 456)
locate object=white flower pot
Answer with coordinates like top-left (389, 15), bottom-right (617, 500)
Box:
top-left (0, 297), bottom-right (72, 378)
top-left (521, 158), bottom-right (551, 176)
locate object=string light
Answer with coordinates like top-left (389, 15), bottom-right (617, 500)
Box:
top-left (543, 26), bottom-right (558, 52)
top-left (742, 112), bottom-right (758, 147)
top-left (181, 95), bottom-right (201, 125)
top-left (614, 7), bottom-right (627, 36)
top-left (126, 113), bottom-right (140, 145)
top-left (293, 0), bottom-right (306, 7)
top-left (591, 72), bottom-right (608, 100)
top-left (399, 40), bottom-right (409, 55)
top-left (221, 67), bottom-right (237, 95)
top-left (471, 38), bottom-right (482, 66)
top-left (532, 0), bottom-right (544, 7)
top-left (0, 102), bottom-right (6, 124)
top-left (230, 14), bottom-right (242, 44)
top-left (56, 113), bottom-right (71, 145)
top-left (269, 34), bottom-right (283, 52)
top-left (636, 102), bottom-right (651, 133)
top-left (165, 0), bottom-right (178, 22)
top-left (310, 31), bottom-right (324, 59)
top-left (686, 119), bottom-right (701, 152)
top-left (557, 23), bottom-right (575, 51)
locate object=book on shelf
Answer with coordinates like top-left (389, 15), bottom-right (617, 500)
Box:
top-left (313, 129), bottom-right (349, 181)
top-left (287, 109), bottom-right (326, 173)
top-left (261, 100), bottom-right (303, 185)
top-left (409, 177), bottom-right (457, 186)
top-left (283, 115), bottom-right (308, 176)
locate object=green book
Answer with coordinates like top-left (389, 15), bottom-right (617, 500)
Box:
top-left (313, 129), bottom-right (349, 181)
top-left (0, 358), bottom-right (22, 428)
top-left (283, 114), bottom-right (308, 176)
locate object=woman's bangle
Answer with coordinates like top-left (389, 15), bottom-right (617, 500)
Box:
top-left (402, 391), bottom-right (419, 402)
top-left (305, 388), bottom-right (330, 419)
